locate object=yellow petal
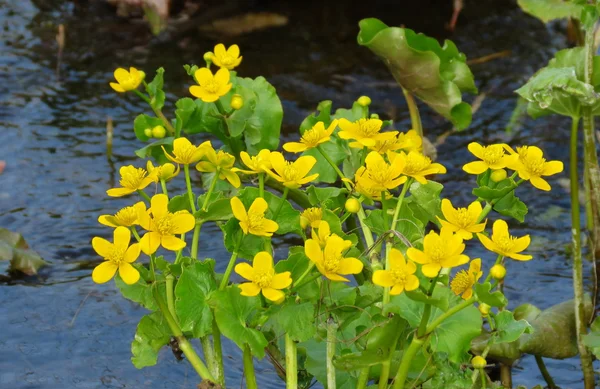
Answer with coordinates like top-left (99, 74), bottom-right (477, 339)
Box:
top-left (512, 235), bottom-right (531, 253)
top-left (543, 161), bottom-right (563, 176)
top-left (140, 231), bottom-right (161, 255)
top-left (137, 205), bottom-right (152, 231)
top-left (214, 68), bottom-right (230, 85)
top-left (262, 287), bottom-right (285, 302)
top-left (227, 44), bottom-right (240, 58)
top-left (217, 83), bottom-right (233, 97)
top-left (119, 262), bottom-right (140, 285)
top-left (222, 169), bottom-right (240, 188)
top-left (476, 233), bottom-right (498, 254)
top-left (196, 161), bottom-right (216, 172)
top-left (463, 161), bottom-right (489, 175)
top-left (388, 248), bottom-right (406, 269)
top-left (248, 197), bottom-right (268, 216)
top-left (421, 263), bottom-right (441, 278)
top-left (406, 248), bottom-right (428, 265)
top-left (189, 85), bottom-right (205, 99)
top-left (92, 261), bottom-right (118, 284)
top-left (405, 275), bottom-right (420, 291)
top-left (271, 272), bottom-right (292, 289)
top-left (262, 219), bottom-right (279, 234)
top-left (467, 142), bottom-right (485, 160)
top-left (269, 152), bottom-right (286, 177)
top-left (324, 272), bottom-right (349, 282)
top-left (214, 43), bottom-right (226, 58)
top-left (124, 243), bottom-right (141, 263)
top-left (440, 199), bottom-right (456, 224)
top-left (372, 270), bottom-right (394, 287)
top-left (283, 142), bottom-right (308, 153)
top-left (492, 219), bottom-right (509, 239)
top-left (161, 235), bottom-right (187, 251)
top-left (293, 156), bottom-right (317, 179)
top-left (92, 237), bottom-right (113, 258)
top-left (106, 187), bottom-right (135, 197)
top-left (110, 82), bottom-right (125, 93)
top-left (253, 251), bottom-right (273, 272)
top-left (113, 226), bottom-right (131, 250)
top-left (530, 176), bottom-right (551, 191)
top-left (114, 68), bottom-right (129, 84)
top-left (337, 257), bottom-right (363, 275)
top-left (390, 284), bottom-right (405, 295)
top-left (235, 262), bottom-right (255, 281)
top-left (171, 213), bottom-right (196, 234)
top-left (98, 215), bottom-right (119, 228)
top-left (305, 239), bottom-right (323, 265)
top-left (467, 201), bottom-right (483, 222)
top-left (150, 194), bottom-right (169, 220)
top-left (507, 252), bottom-right (533, 261)
top-left (239, 282), bottom-right (261, 296)
top-left (231, 197), bottom-right (248, 222)
top-left (195, 67), bottom-right (213, 85)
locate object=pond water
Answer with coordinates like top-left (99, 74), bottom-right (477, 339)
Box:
top-left (0, 0), bottom-right (595, 388)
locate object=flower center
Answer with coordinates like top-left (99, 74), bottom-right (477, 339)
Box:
top-left (302, 128), bottom-right (324, 145)
top-left (176, 144), bottom-right (199, 162)
top-left (282, 161), bottom-right (300, 181)
top-left (404, 153), bottom-right (432, 175)
top-left (248, 213), bottom-right (266, 231)
top-left (154, 215), bottom-right (175, 235)
top-left (481, 145), bottom-right (506, 165)
top-left (204, 79), bottom-right (221, 94)
top-left (454, 208), bottom-right (472, 227)
top-left (323, 252), bottom-right (342, 273)
top-left (494, 234), bottom-right (518, 253)
top-left (215, 151), bottom-right (235, 168)
top-left (427, 243), bottom-right (447, 264)
top-left (517, 146), bottom-right (546, 175)
top-left (220, 55), bottom-right (235, 66)
top-left (120, 167), bottom-right (148, 189)
top-left (368, 161), bottom-right (395, 185)
top-left (106, 246), bottom-right (126, 264)
top-left (115, 207), bottom-right (138, 226)
top-left (253, 269), bottom-right (273, 288)
top-left (390, 268), bottom-right (408, 284)
top-left (302, 208), bottom-right (322, 224)
top-left (450, 270), bottom-right (473, 294)
top-left (357, 118), bottom-right (382, 137)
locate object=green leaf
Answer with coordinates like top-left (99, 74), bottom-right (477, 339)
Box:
top-left (474, 282), bottom-right (507, 308)
top-left (131, 312), bottom-right (171, 368)
top-left (195, 198), bottom-right (233, 223)
top-left (168, 193), bottom-right (192, 213)
top-left (176, 98), bottom-right (226, 143)
top-left (208, 286), bottom-right (268, 358)
top-left (134, 137), bottom-right (173, 164)
top-left (300, 100), bottom-right (333, 132)
top-left (408, 181), bottom-right (443, 224)
top-left (472, 178), bottom-right (517, 203)
top-left (333, 349), bottom-right (389, 371)
top-left (492, 190), bottom-right (528, 222)
top-left (146, 67), bottom-right (165, 110)
top-left (493, 310), bottom-right (533, 344)
top-left (275, 247), bottom-right (319, 301)
top-left (0, 228), bottom-right (48, 275)
top-left (221, 218), bottom-right (268, 260)
top-left (237, 187), bottom-right (301, 235)
top-left (517, 0), bottom-right (585, 23)
top-left (405, 290), bottom-right (449, 311)
top-left (133, 114), bottom-right (164, 142)
top-left (175, 261), bottom-right (216, 338)
top-left (357, 18), bottom-right (476, 129)
top-left (267, 301), bottom-right (316, 342)
top-left (430, 301), bottom-right (482, 362)
top-left (304, 138), bottom-right (348, 184)
top-left (306, 185), bottom-right (348, 209)
top-left (235, 76), bottom-right (283, 153)
top-left (115, 269), bottom-right (158, 311)
top-left (583, 316), bottom-right (600, 358)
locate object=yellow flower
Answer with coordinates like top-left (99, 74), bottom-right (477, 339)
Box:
top-left (147, 161), bottom-right (179, 182)
top-left (300, 207), bottom-right (323, 229)
top-left (265, 152), bottom-right (319, 189)
top-left (106, 165), bottom-right (154, 197)
top-left (232, 150), bottom-right (273, 175)
top-left (92, 226), bottom-right (141, 284)
top-left (477, 219), bottom-right (532, 261)
top-left (162, 138), bottom-right (207, 165)
top-left (355, 151), bottom-right (406, 192)
top-left (463, 142), bottom-right (512, 175)
top-left (212, 43), bottom-right (243, 70)
top-left (305, 234), bottom-right (363, 282)
top-left (372, 248), bottom-right (419, 295)
top-left (355, 180), bottom-right (390, 201)
top-left (98, 202), bottom-right (146, 228)
top-left (338, 118), bottom-right (398, 148)
top-left (438, 199), bottom-right (486, 240)
top-left (407, 228), bottom-right (469, 278)
top-left (137, 194), bottom-right (196, 254)
top-left (368, 129), bottom-right (422, 154)
top-left (505, 145), bottom-right (564, 191)
top-left (450, 258), bottom-right (483, 300)
top-left (283, 120), bottom-right (339, 153)
top-left (109, 67), bottom-right (145, 93)
top-left (189, 67), bottom-right (232, 103)
top-left (389, 151), bottom-right (446, 184)
top-left (310, 220), bottom-right (332, 248)
top-left (235, 251), bottom-right (291, 302)
top-left (230, 197), bottom-right (279, 237)
top-left (196, 143), bottom-right (240, 188)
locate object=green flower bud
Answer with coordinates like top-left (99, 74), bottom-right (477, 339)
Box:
top-left (370, 113), bottom-right (379, 119)
top-left (478, 303), bottom-right (491, 316)
top-left (357, 95), bottom-right (371, 107)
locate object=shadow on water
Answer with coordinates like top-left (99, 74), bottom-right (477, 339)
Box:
top-left (0, 0), bottom-right (593, 387)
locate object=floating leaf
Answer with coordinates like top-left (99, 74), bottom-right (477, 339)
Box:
top-left (357, 18), bottom-right (476, 129)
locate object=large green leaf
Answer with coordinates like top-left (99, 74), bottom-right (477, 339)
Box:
top-left (115, 267), bottom-right (158, 311)
top-left (517, 0), bottom-right (584, 23)
top-left (304, 137), bottom-right (348, 184)
top-left (265, 301), bottom-right (316, 342)
top-left (146, 67), bottom-right (166, 110)
top-left (208, 286), bottom-right (268, 358)
top-left (357, 18), bottom-right (476, 130)
top-left (175, 261), bottom-right (216, 338)
top-left (493, 310), bottom-right (533, 344)
top-left (131, 311), bottom-right (171, 368)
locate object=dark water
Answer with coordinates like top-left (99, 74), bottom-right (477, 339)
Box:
top-left (0, 0), bottom-right (594, 388)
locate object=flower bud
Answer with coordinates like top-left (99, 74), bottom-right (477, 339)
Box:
top-left (370, 113), bottom-right (379, 119)
top-left (371, 261), bottom-right (384, 272)
top-left (357, 95), bottom-right (371, 107)
top-left (151, 125), bottom-right (167, 139)
top-left (478, 303), bottom-right (491, 316)
top-left (138, 70), bottom-right (146, 81)
top-left (490, 264), bottom-right (506, 280)
top-left (490, 168), bottom-right (507, 182)
top-left (203, 51), bottom-right (214, 63)
top-left (144, 128), bottom-right (153, 138)
top-left (345, 198), bottom-right (361, 214)
top-left (471, 356), bottom-right (487, 369)
top-left (231, 94), bottom-right (244, 110)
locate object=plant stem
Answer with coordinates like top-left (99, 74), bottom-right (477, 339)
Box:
top-left (137, 189), bottom-right (151, 203)
top-left (212, 319), bottom-right (225, 385)
top-left (477, 203), bottom-right (493, 223)
top-left (480, 368), bottom-right (486, 389)
top-left (391, 180), bottom-right (411, 232)
top-left (201, 170), bottom-right (219, 211)
top-left (259, 173), bottom-right (265, 198)
top-left (382, 241), bottom-right (394, 306)
top-left (378, 332), bottom-right (400, 389)
top-left (326, 316), bottom-right (337, 389)
top-left (357, 367), bottom-right (370, 389)
top-left (165, 274), bottom-right (177, 320)
top-left (500, 364), bottom-right (512, 388)
top-left (219, 234), bottom-right (244, 290)
top-left (317, 145), bottom-right (351, 190)
top-left (391, 336), bottom-right (425, 389)
top-left (152, 286), bottom-right (215, 382)
top-left (417, 275), bottom-right (439, 337)
top-left (425, 297), bottom-right (476, 335)
top-left (292, 262), bottom-right (316, 288)
top-left (133, 90), bottom-right (175, 135)
top-left (272, 187), bottom-right (289, 220)
top-left (160, 179), bottom-right (169, 196)
top-left (534, 355), bottom-right (557, 389)
top-left (200, 336), bottom-right (217, 380)
top-left (285, 333), bottom-right (298, 388)
top-left (382, 192), bottom-right (389, 230)
top-left (571, 116), bottom-right (595, 388)
top-left (243, 344), bottom-right (258, 389)
top-left (191, 223), bottom-right (201, 260)
top-left (401, 87), bottom-right (423, 137)
top-left (184, 164), bottom-right (197, 213)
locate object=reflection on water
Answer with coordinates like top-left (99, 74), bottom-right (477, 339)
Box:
top-left (0, 0), bottom-right (594, 387)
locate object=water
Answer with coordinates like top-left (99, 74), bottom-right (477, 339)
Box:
top-left (0, 0), bottom-right (593, 387)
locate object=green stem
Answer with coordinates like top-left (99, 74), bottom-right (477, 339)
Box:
top-left (212, 319), bottom-right (225, 385)
top-left (292, 262), bottom-right (316, 288)
top-left (357, 206), bottom-right (375, 254)
top-left (535, 355), bottom-right (557, 389)
top-left (137, 189), bottom-right (151, 203)
top-left (160, 179), bottom-right (169, 196)
top-left (571, 115), bottom-right (595, 389)
top-left (391, 336), bottom-right (425, 389)
top-left (131, 227), bottom-right (141, 241)
top-left (183, 164), bottom-right (197, 213)
top-left (292, 272), bottom-right (322, 292)
top-left (382, 241), bottom-right (394, 306)
top-left (326, 316), bottom-right (337, 389)
top-left (152, 286), bottom-right (215, 382)
top-left (382, 192), bottom-right (389, 230)
top-left (165, 274), bottom-right (177, 320)
top-left (378, 332), bottom-right (400, 389)
top-left (191, 223), bottom-right (201, 260)
top-left (401, 87), bottom-right (423, 138)
top-left (201, 170), bottom-right (219, 211)
top-left (317, 145), bottom-right (351, 190)
top-left (391, 180), bottom-right (412, 232)
top-left (272, 187), bottom-right (289, 220)
top-left (480, 368), bottom-right (486, 389)
top-left (285, 333), bottom-right (298, 388)
top-left (200, 336), bottom-right (217, 380)
top-left (133, 90), bottom-right (175, 135)
top-left (259, 173), bottom-right (265, 198)
top-left (425, 297), bottom-right (476, 334)
top-left (417, 275), bottom-right (439, 337)
top-left (477, 203), bottom-right (493, 224)
top-left (357, 367), bottom-right (370, 389)
top-left (243, 344), bottom-right (258, 389)
top-left (219, 234), bottom-right (244, 290)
